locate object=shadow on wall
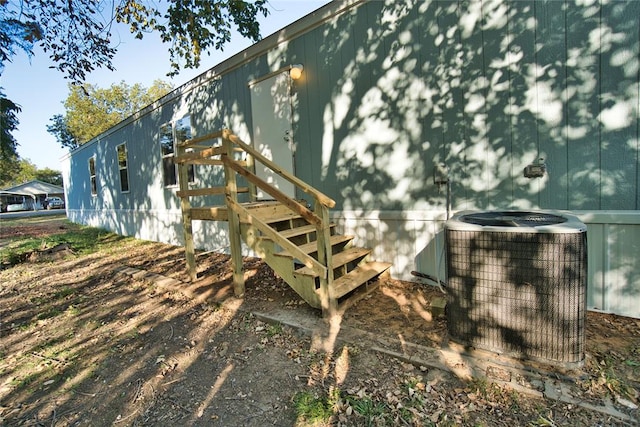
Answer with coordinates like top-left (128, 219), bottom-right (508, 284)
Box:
top-left (65, 74), bottom-right (254, 252)
top-left (312, 0), bottom-right (638, 213)
top-left (300, 0), bottom-right (637, 307)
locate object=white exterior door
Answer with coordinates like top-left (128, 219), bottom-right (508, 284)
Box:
top-left (250, 72), bottom-right (295, 200)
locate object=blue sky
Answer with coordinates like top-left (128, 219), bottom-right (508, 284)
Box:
top-left (1, 1), bottom-right (330, 171)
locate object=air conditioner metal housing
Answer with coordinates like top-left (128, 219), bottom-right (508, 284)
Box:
top-left (445, 210), bottom-right (587, 368)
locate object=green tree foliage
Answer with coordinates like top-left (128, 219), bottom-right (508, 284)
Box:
top-left (47, 79), bottom-right (174, 147)
top-left (0, 0), bottom-right (270, 157)
top-left (46, 114), bottom-right (79, 150)
top-left (0, 158), bottom-right (62, 188)
top-left (0, 88), bottom-right (20, 159)
top-left (118, 0), bottom-right (270, 76)
top-left (1, 0), bottom-right (116, 82)
top-left (0, 157), bottom-right (33, 188)
top-left (1, 0), bottom-right (269, 82)
top-left (11, 158), bottom-right (37, 186)
top-left (0, 155), bottom-right (20, 187)
top-left (35, 167), bottom-right (63, 186)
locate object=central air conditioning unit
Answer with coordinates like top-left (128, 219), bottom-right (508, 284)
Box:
top-left (445, 210), bottom-right (587, 367)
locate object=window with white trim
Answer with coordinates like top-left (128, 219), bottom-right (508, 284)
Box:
top-left (160, 123), bottom-right (176, 186)
top-left (176, 116), bottom-right (195, 183)
top-left (159, 116), bottom-right (195, 187)
top-left (116, 143), bottom-right (129, 192)
top-left (89, 157), bottom-right (97, 196)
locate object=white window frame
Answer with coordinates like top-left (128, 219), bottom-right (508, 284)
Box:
top-left (89, 156), bottom-right (97, 196)
top-left (159, 116), bottom-right (195, 188)
top-left (116, 143), bottom-right (129, 193)
top-left (160, 122), bottom-right (177, 187)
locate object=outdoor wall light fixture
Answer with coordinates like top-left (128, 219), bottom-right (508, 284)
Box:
top-left (289, 64), bottom-right (304, 80)
top-left (524, 157), bottom-right (547, 178)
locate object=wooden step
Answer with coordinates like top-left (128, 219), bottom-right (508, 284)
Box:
top-left (275, 234), bottom-right (353, 258)
top-left (295, 247), bottom-right (371, 277)
top-left (191, 201), bottom-right (285, 222)
top-left (260, 211), bottom-right (303, 224)
top-left (243, 201), bottom-right (301, 223)
top-left (279, 223), bottom-right (335, 240)
top-left (279, 224), bottom-right (316, 240)
top-left (332, 261), bottom-right (392, 299)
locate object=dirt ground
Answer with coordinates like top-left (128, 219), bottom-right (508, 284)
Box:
top-left (1, 217), bottom-right (639, 426)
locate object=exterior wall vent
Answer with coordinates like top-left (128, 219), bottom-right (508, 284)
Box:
top-left (445, 211), bottom-right (587, 368)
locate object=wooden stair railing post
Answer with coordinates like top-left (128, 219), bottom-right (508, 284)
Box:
top-left (315, 202), bottom-right (337, 317)
top-left (222, 129), bottom-right (245, 297)
top-left (244, 150), bottom-right (258, 202)
top-left (177, 144), bottom-right (197, 281)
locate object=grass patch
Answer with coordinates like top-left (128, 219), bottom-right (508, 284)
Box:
top-left (36, 306), bottom-right (64, 320)
top-left (9, 371), bottom-right (40, 390)
top-left (293, 390), bottom-right (334, 425)
top-left (65, 304), bottom-right (81, 317)
top-left (0, 220), bottom-right (132, 267)
top-left (29, 287), bottom-right (77, 309)
top-left (346, 395), bottom-right (388, 425)
top-left (265, 322), bottom-right (283, 337)
top-left (54, 286), bottom-right (75, 299)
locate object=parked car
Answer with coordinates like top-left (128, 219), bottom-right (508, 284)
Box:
top-left (45, 196), bottom-right (65, 210)
top-left (6, 202), bottom-right (32, 212)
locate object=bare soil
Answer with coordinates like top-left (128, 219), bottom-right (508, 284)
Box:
top-left (1, 217), bottom-right (639, 426)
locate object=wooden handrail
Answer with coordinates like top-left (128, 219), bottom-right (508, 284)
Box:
top-left (177, 128), bottom-right (337, 295)
top-left (220, 129), bottom-right (336, 298)
top-left (175, 146), bottom-right (225, 163)
top-left (221, 156), bottom-right (322, 226)
top-left (223, 130), bottom-right (336, 209)
top-left (178, 130), bottom-right (224, 148)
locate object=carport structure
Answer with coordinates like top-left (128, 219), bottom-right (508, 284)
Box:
top-left (0, 180), bottom-right (64, 212)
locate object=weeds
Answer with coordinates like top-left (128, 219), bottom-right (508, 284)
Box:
top-left (65, 304), bottom-right (81, 317)
top-left (54, 286), bottom-right (75, 299)
top-left (402, 376), bottom-right (427, 404)
top-left (583, 351), bottom-right (639, 401)
top-left (36, 306), bottom-right (63, 320)
top-left (471, 377), bottom-right (489, 397)
top-left (293, 390), bottom-right (333, 425)
top-left (9, 371), bottom-right (40, 390)
top-left (265, 322), bottom-right (283, 337)
top-left (346, 395), bottom-right (389, 425)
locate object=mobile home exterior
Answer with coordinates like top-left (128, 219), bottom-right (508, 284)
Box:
top-left (62, 0), bottom-right (640, 318)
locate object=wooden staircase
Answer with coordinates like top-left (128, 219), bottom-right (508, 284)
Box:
top-left (175, 129), bottom-right (391, 316)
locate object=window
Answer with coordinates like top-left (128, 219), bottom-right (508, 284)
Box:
top-left (175, 116), bottom-right (192, 144)
top-left (175, 116), bottom-right (195, 183)
top-left (89, 157), bottom-right (97, 196)
top-left (117, 144), bottom-right (129, 192)
top-left (160, 123), bottom-right (176, 186)
top-left (159, 116), bottom-right (195, 187)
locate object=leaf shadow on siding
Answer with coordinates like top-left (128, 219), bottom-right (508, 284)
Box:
top-left (317, 0), bottom-right (638, 213)
top-left (310, 1), bottom-right (638, 319)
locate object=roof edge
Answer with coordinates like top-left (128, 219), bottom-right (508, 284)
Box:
top-left (62, 0), bottom-right (364, 162)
